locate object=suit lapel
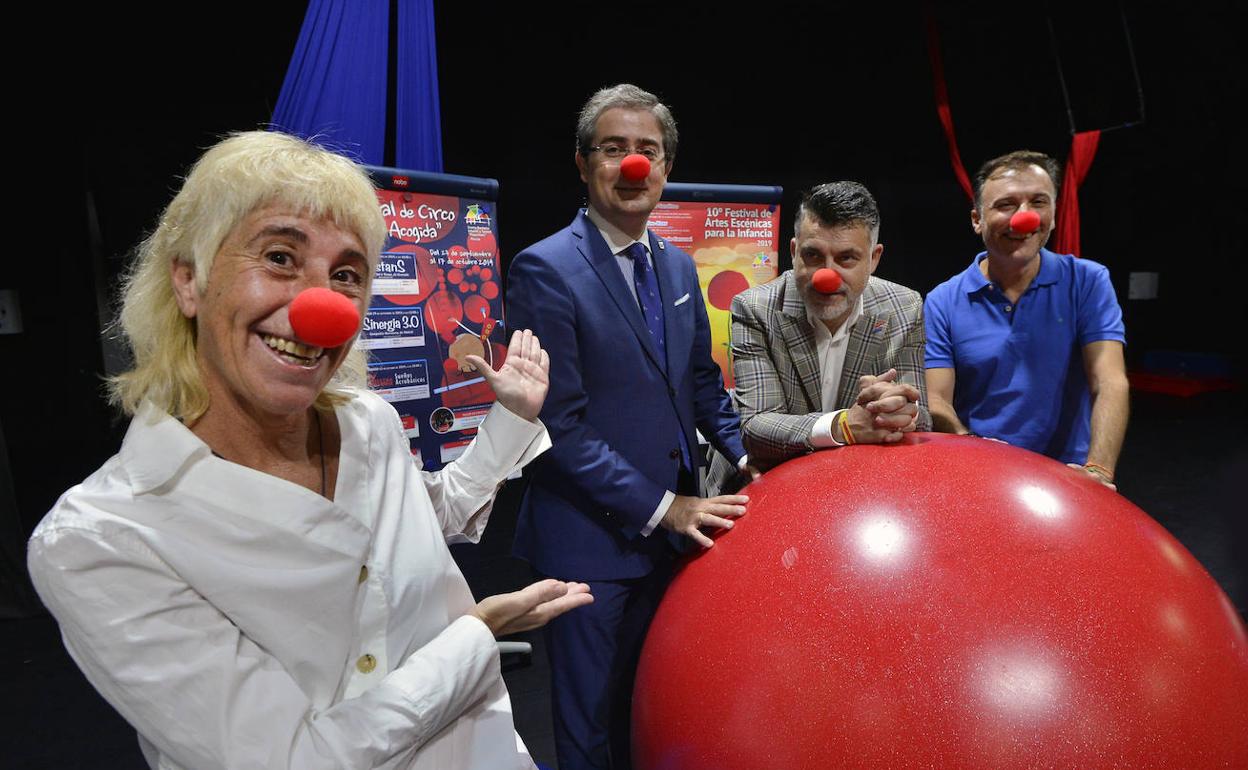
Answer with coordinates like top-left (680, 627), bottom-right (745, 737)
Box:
top-left (572, 213), bottom-right (667, 375)
top-left (778, 272), bottom-right (823, 411)
top-left (652, 232), bottom-right (692, 388)
top-left (836, 284), bottom-right (887, 409)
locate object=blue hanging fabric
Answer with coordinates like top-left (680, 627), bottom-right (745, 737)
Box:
top-left (395, 0), bottom-right (444, 172)
top-left (271, 0), bottom-right (389, 164)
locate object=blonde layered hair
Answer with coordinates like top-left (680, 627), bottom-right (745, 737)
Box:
top-left (109, 131), bottom-right (386, 422)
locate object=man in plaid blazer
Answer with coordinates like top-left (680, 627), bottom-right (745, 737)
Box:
top-left (708, 182), bottom-right (930, 491)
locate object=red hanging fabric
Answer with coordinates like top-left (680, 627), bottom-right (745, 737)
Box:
top-left (1052, 130), bottom-right (1101, 256)
top-left (925, 9), bottom-right (974, 203)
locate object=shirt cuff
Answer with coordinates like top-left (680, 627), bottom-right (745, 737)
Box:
top-left (456, 402), bottom-right (553, 480)
top-left (737, 454), bottom-right (750, 472)
top-left (641, 490), bottom-right (676, 537)
top-left (810, 410), bottom-right (847, 448)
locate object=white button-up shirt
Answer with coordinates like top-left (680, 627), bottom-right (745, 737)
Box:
top-left (808, 295), bottom-right (864, 446)
top-left (28, 390), bottom-right (550, 769)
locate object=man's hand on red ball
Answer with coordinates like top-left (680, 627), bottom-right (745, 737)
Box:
top-left (661, 494), bottom-right (749, 549)
top-left (839, 369), bottom-right (921, 443)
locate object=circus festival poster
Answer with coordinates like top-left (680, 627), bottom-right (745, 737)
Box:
top-left (647, 201), bottom-right (782, 389)
top-left (367, 188), bottom-right (504, 469)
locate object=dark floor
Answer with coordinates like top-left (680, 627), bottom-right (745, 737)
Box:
top-left (2, 390), bottom-right (1245, 769)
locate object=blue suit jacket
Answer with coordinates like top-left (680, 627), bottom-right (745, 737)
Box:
top-left (506, 211), bottom-right (746, 580)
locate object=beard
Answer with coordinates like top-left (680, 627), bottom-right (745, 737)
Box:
top-left (803, 289), bottom-right (849, 322)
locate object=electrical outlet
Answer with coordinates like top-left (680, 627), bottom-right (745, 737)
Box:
top-left (1128, 272), bottom-right (1158, 300)
top-left (0, 289), bottom-right (22, 334)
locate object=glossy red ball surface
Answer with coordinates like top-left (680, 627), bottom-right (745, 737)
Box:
top-left (811, 267), bottom-right (843, 294)
top-left (633, 434), bottom-right (1248, 770)
top-left (1010, 209), bottom-right (1042, 234)
top-left (288, 287), bottom-right (361, 348)
top-left (619, 153), bottom-right (652, 182)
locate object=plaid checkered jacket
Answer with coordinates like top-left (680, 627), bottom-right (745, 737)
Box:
top-left (708, 271), bottom-right (930, 491)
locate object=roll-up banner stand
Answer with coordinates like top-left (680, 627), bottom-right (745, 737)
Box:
top-left (647, 183), bottom-right (783, 390)
top-left (364, 166), bottom-right (503, 470)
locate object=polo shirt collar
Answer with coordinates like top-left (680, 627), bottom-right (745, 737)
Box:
top-left (1033, 248), bottom-right (1062, 286)
top-left (961, 248), bottom-right (1060, 295)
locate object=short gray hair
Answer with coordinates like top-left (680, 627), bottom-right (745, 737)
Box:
top-left (795, 181), bottom-right (881, 245)
top-left (575, 83), bottom-right (678, 160)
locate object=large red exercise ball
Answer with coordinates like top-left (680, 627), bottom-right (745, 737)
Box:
top-left (632, 434), bottom-right (1248, 770)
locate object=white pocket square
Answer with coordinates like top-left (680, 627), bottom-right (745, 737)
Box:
top-left (674, 293), bottom-right (690, 306)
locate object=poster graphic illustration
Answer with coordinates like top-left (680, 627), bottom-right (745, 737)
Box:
top-left (647, 196), bottom-right (782, 389)
top-left (365, 170), bottom-right (503, 470)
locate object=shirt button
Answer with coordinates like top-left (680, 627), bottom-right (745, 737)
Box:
top-left (1004, 305), bottom-right (1013, 312)
top-left (669, 448), bottom-right (680, 459)
top-left (358, 565), bottom-right (369, 584)
top-left (356, 654), bottom-right (377, 674)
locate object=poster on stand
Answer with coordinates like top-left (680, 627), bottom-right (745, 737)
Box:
top-left (364, 166), bottom-right (504, 471)
top-left (647, 183), bottom-right (783, 390)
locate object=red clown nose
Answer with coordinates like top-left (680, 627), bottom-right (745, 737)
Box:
top-left (1010, 209), bottom-right (1041, 234)
top-left (619, 153), bottom-right (652, 182)
top-left (288, 288), bottom-right (361, 349)
top-left (811, 268), bottom-right (843, 294)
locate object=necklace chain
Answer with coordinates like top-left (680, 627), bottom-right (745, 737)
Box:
top-left (208, 410), bottom-right (327, 498)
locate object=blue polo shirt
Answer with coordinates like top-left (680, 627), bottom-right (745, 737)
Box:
top-left (924, 249), bottom-right (1125, 464)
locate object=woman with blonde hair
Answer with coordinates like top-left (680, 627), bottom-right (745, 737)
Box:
top-left (28, 131), bottom-right (590, 769)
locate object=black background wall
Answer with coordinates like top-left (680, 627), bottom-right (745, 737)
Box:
top-left (3, 1), bottom-right (1243, 609)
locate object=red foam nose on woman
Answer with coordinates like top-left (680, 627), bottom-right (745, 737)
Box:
top-left (289, 287), bottom-right (361, 348)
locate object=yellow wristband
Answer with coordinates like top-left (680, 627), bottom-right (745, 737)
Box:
top-left (839, 409), bottom-right (856, 445)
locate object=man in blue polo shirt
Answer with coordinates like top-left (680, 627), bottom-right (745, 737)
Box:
top-left (924, 150), bottom-right (1129, 488)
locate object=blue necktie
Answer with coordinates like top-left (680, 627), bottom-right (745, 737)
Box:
top-left (623, 241), bottom-right (691, 472)
top-left (623, 241), bottom-right (666, 362)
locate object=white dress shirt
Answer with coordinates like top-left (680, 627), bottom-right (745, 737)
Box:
top-left (585, 205), bottom-right (653, 310)
top-left (28, 389), bottom-right (550, 770)
top-left (808, 295), bottom-right (864, 447)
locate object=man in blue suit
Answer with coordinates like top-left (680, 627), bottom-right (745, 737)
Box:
top-left (506, 83), bottom-right (751, 770)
